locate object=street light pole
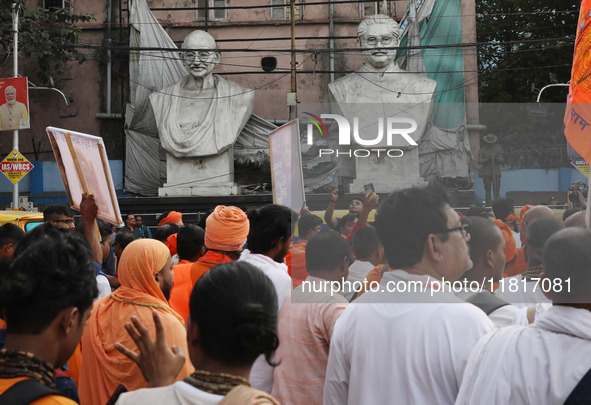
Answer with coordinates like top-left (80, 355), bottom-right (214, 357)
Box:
top-left (11, 1), bottom-right (22, 210)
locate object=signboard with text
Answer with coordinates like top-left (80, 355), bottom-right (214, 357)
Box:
top-left (0, 149), bottom-right (33, 184)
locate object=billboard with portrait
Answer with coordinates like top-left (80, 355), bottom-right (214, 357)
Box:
top-left (0, 77), bottom-right (30, 131)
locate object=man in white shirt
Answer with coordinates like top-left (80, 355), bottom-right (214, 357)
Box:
top-left (456, 227), bottom-right (591, 404)
top-left (456, 216), bottom-right (519, 326)
top-left (324, 185), bottom-right (495, 405)
top-left (239, 204), bottom-right (297, 393)
top-left (345, 226), bottom-right (384, 301)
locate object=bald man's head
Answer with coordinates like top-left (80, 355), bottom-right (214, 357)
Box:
top-left (544, 227), bottom-right (591, 303)
top-left (519, 205), bottom-right (554, 244)
top-left (564, 211), bottom-right (587, 228)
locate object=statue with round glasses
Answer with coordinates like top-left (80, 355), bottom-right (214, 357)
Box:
top-left (150, 30), bottom-right (254, 196)
top-left (328, 14), bottom-right (436, 193)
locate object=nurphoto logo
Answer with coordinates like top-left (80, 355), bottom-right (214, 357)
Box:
top-left (303, 112), bottom-right (417, 158)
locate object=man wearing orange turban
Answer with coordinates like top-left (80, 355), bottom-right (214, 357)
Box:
top-left (79, 239), bottom-right (193, 405)
top-left (190, 205), bottom-right (249, 286)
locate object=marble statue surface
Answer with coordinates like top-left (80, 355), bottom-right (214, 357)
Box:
top-left (149, 30), bottom-right (254, 196)
top-left (328, 14), bottom-right (436, 193)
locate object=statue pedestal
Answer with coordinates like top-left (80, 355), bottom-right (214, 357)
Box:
top-left (158, 150), bottom-right (238, 197)
top-left (349, 147), bottom-right (427, 193)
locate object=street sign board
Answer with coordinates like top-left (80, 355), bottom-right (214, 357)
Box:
top-left (571, 157), bottom-right (590, 178)
top-left (0, 149), bottom-right (33, 184)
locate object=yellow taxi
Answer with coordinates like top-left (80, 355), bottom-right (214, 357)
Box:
top-left (0, 210), bottom-right (44, 232)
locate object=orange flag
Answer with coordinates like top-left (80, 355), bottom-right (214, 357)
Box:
top-left (565, 0), bottom-right (591, 163)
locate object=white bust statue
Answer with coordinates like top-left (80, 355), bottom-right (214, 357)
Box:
top-left (149, 30), bottom-right (255, 196)
top-left (328, 14), bottom-right (436, 192)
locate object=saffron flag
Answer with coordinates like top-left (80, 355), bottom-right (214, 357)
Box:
top-left (565, 0), bottom-right (591, 163)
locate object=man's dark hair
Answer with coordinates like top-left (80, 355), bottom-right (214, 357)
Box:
top-left (337, 213), bottom-right (358, 233)
top-left (467, 216), bottom-right (502, 264)
top-left (246, 205), bottom-right (297, 254)
top-left (153, 223), bottom-right (180, 243)
top-left (0, 223), bottom-right (24, 248)
top-left (0, 224), bottom-right (97, 334)
top-left (114, 230), bottom-right (134, 250)
top-left (351, 226), bottom-right (381, 261)
top-left (375, 185), bottom-right (452, 269)
top-left (563, 207), bottom-right (582, 221)
top-left (466, 205), bottom-right (493, 219)
top-left (491, 197), bottom-right (515, 221)
top-left (306, 231), bottom-right (350, 274)
top-left (191, 261), bottom-right (279, 366)
top-left (98, 220), bottom-right (113, 242)
top-left (543, 228), bottom-right (591, 303)
top-left (526, 217), bottom-right (563, 267)
top-left (43, 204), bottom-right (75, 222)
top-left (177, 224), bottom-right (205, 261)
top-left (124, 213), bottom-right (134, 221)
top-left (298, 213), bottom-right (323, 239)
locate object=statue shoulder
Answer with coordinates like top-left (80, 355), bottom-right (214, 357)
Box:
top-left (214, 75), bottom-right (255, 102)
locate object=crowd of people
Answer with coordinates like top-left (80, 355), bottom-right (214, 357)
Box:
top-left (0, 185), bottom-right (589, 404)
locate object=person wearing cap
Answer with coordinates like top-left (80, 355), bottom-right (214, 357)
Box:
top-left (190, 206), bottom-right (249, 286)
top-left (479, 134), bottom-right (503, 205)
top-left (157, 211), bottom-right (184, 228)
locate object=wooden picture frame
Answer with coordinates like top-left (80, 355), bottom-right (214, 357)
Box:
top-left (46, 126), bottom-right (123, 226)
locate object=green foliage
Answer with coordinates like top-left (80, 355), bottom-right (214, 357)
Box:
top-left (476, 0), bottom-right (578, 103)
top-left (476, 0), bottom-right (578, 169)
top-left (0, 2), bottom-right (94, 88)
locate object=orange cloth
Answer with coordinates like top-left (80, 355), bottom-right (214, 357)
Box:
top-left (79, 239), bottom-right (193, 405)
top-left (0, 377), bottom-right (76, 404)
top-left (493, 219), bottom-right (516, 263)
top-left (519, 205), bottom-right (533, 222)
top-left (190, 250), bottom-right (233, 286)
top-left (505, 247), bottom-right (527, 277)
top-left (290, 240), bottom-right (308, 288)
top-left (157, 211), bottom-right (182, 227)
top-left (169, 259), bottom-right (193, 322)
top-left (66, 344), bottom-right (82, 387)
top-left (165, 233), bottom-right (178, 257)
top-left (356, 264), bottom-right (391, 298)
top-left (0, 318), bottom-right (5, 329)
top-left (204, 205), bottom-right (249, 251)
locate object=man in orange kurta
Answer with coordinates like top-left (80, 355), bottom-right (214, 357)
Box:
top-left (190, 205), bottom-right (249, 286)
top-left (287, 213), bottom-right (323, 288)
top-left (79, 239), bottom-right (193, 405)
top-left (169, 224), bottom-right (205, 321)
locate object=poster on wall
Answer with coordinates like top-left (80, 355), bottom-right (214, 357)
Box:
top-left (269, 119), bottom-right (305, 212)
top-left (46, 126), bottom-right (123, 226)
top-left (0, 77), bottom-right (30, 131)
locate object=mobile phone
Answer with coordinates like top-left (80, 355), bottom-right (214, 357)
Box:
top-left (337, 184), bottom-right (345, 198)
top-left (364, 183), bottom-right (376, 199)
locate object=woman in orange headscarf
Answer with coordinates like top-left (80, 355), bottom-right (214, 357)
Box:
top-left (78, 239), bottom-right (193, 405)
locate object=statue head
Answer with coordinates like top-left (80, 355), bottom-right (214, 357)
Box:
top-left (357, 15), bottom-right (400, 70)
top-left (4, 86), bottom-right (16, 105)
top-left (180, 31), bottom-right (221, 79)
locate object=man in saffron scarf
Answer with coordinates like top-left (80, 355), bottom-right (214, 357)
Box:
top-left (79, 239), bottom-right (193, 405)
top-left (190, 205), bottom-right (249, 286)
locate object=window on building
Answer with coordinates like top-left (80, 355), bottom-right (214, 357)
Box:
top-left (361, 1), bottom-right (396, 17)
top-left (195, 0), bottom-right (226, 21)
top-left (270, 0), bottom-right (303, 20)
top-left (43, 0), bottom-right (72, 10)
